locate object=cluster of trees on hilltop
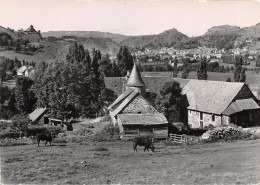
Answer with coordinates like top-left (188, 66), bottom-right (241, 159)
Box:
top-left (0, 32), bottom-right (13, 47)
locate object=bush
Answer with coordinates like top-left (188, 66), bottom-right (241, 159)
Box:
top-left (0, 128), bottom-right (24, 139)
top-left (92, 124), bottom-right (120, 142)
top-left (204, 124), bottom-right (214, 130)
top-left (26, 125), bottom-right (63, 137)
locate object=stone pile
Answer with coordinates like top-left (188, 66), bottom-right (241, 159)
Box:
top-left (201, 126), bottom-right (243, 141)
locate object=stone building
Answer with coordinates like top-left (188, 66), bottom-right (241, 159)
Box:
top-left (108, 64), bottom-right (168, 139)
top-left (182, 80), bottom-right (260, 128)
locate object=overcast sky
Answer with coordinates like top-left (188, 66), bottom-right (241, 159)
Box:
top-left (0, 0), bottom-right (260, 36)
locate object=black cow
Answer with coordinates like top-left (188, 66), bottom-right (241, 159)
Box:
top-left (36, 133), bottom-right (52, 147)
top-left (133, 136), bottom-right (155, 152)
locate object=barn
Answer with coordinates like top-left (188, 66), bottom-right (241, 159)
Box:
top-left (182, 80), bottom-right (260, 128)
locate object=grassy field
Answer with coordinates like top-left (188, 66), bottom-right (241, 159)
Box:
top-left (1, 139), bottom-right (260, 184)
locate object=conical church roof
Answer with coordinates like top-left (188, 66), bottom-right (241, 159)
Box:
top-left (126, 63), bottom-right (145, 87)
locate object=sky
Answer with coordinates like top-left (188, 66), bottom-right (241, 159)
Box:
top-left (0, 0), bottom-right (260, 37)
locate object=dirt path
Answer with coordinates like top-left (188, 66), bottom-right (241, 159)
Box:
top-left (1, 139), bottom-right (260, 184)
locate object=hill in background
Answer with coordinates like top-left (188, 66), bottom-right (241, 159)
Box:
top-left (1, 23), bottom-right (260, 64)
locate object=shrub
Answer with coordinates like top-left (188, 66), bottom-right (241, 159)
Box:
top-left (92, 123), bottom-right (120, 142)
top-left (26, 125), bottom-right (63, 137)
top-left (204, 124), bottom-right (214, 130)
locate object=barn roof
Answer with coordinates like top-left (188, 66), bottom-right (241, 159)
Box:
top-left (126, 63), bottom-right (145, 87)
top-left (222, 98), bottom-right (260, 116)
top-left (29, 107), bottom-right (47, 122)
top-left (118, 114), bottom-right (168, 125)
top-left (236, 98), bottom-right (260, 110)
top-left (182, 80), bottom-right (245, 114)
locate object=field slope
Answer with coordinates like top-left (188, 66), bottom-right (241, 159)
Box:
top-left (1, 139), bottom-right (260, 184)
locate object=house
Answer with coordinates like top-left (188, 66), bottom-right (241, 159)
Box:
top-left (182, 80), bottom-right (260, 128)
top-left (108, 64), bottom-right (168, 139)
top-left (17, 66), bottom-right (28, 76)
top-left (16, 66), bottom-right (36, 79)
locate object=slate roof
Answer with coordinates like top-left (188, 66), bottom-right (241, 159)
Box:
top-left (126, 63), bottom-right (146, 87)
top-left (108, 88), bottom-right (134, 110)
top-left (222, 102), bottom-right (242, 116)
top-left (29, 107), bottom-right (47, 122)
top-left (236, 98), bottom-right (260, 110)
top-left (222, 98), bottom-right (260, 116)
top-left (118, 114), bottom-right (168, 125)
top-left (182, 80), bottom-right (245, 115)
top-left (110, 90), bottom-right (139, 117)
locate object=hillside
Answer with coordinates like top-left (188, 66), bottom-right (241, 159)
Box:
top-left (204, 25), bottom-right (240, 36)
top-left (42, 31), bottom-right (128, 43)
top-left (0, 38), bottom-right (120, 63)
top-left (120, 28), bottom-right (188, 48)
top-left (0, 25), bottom-right (42, 42)
top-left (0, 26), bottom-right (15, 37)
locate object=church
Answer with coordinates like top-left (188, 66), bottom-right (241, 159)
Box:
top-left (107, 64), bottom-right (168, 139)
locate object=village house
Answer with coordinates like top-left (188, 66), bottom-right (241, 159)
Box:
top-left (16, 66), bottom-right (36, 80)
top-left (107, 64), bottom-right (169, 139)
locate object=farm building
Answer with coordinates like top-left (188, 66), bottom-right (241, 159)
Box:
top-left (108, 64), bottom-right (168, 139)
top-left (182, 80), bottom-right (260, 128)
top-left (29, 107), bottom-right (48, 124)
top-left (105, 69), bottom-right (260, 130)
top-left (28, 107), bottom-right (63, 126)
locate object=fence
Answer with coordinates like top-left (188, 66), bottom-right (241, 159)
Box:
top-left (169, 134), bottom-right (188, 144)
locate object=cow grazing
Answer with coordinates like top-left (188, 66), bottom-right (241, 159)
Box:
top-left (36, 133), bottom-right (52, 147)
top-left (133, 136), bottom-right (155, 152)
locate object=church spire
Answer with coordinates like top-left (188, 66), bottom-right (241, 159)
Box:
top-left (126, 63), bottom-right (145, 87)
top-left (126, 63), bottom-right (146, 97)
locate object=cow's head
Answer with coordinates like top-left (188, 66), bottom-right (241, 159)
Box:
top-left (151, 146), bottom-right (156, 152)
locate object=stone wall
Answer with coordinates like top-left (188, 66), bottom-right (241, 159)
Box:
top-left (188, 109), bottom-right (222, 128)
top-left (122, 95), bottom-right (159, 114)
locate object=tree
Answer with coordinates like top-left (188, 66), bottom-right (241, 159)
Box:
top-left (15, 77), bottom-right (37, 114)
top-left (197, 57), bottom-right (208, 80)
top-left (182, 60), bottom-right (190, 79)
top-left (0, 85), bottom-right (11, 107)
top-left (155, 81), bottom-right (183, 123)
top-left (117, 46), bottom-right (134, 76)
top-left (234, 55), bottom-right (243, 82)
top-left (172, 57), bottom-right (178, 77)
top-left (34, 43), bottom-right (104, 119)
top-left (234, 55), bottom-right (246, 82)
top-left (240, 68), bottom-right (246, 82)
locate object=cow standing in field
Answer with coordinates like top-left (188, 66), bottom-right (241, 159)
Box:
top-left (36, 133), bottom-right (53, 147)
top-left (133, 136), bottom-right (155, 152)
